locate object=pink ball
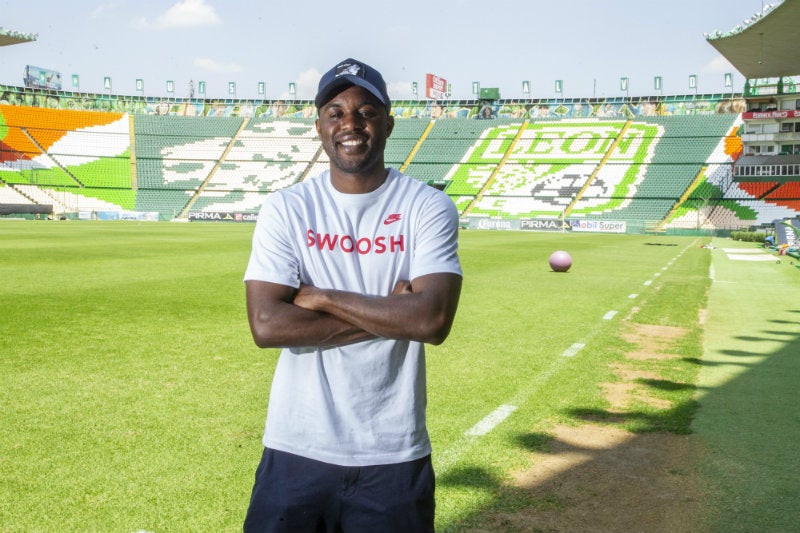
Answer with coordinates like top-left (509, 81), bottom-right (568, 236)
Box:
top-left (549, 250), bottom-right (572, 272)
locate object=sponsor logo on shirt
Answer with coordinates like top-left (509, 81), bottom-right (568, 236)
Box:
top-left (383, 213), bottom-right (402, 225)
top-left (307, 229), bottom-right (405, 255)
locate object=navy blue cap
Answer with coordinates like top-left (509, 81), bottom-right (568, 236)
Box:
top-left (315, 58), bottom-right (391, 112)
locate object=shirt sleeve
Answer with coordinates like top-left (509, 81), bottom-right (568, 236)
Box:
top-left (410, 189), bottom-right (462, 281)
top-left (243, 192), bottom-right (301, 288)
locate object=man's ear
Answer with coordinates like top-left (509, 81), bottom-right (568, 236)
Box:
top-left (386, 114), bottom-right (395, 138)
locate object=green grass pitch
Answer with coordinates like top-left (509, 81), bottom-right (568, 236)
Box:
top-left (1, 220), bottom-right (797, 532)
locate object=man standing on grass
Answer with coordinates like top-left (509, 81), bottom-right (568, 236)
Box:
top-left (242, 58), bottom-right (462, 532)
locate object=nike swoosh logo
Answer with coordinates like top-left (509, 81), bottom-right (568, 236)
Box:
top-left (383, 214), bottom-right (402, 225)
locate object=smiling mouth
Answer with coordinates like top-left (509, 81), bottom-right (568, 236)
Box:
top-left (340, 139), bottom-right (364, 147)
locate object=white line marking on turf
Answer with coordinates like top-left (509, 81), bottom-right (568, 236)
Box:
top-left (728, 254), bottom-right (777, 262)
top-left (434, 243), bottom-right (709, 476)
top-left (603, 310), bottom-right (618, 320)
top-left (436, 359), bottom-right (564, 472)
top-left (629, 293), bottom-right (638, 299)
top-left (562, 342), bottom-right (585, 357)
top-left (643, 279), bottom-right (653, 286)
top-left (464, 404), bottom-right (518, 436)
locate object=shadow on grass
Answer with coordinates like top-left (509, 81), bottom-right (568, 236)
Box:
top-left (438, 320), bottom-right (800, 533)
top-left (438, 399), bottom-right (707, 532)
top-left (438, 465), bottom-right (504, 491)
top-left (635, 378), bottom-right (696, 392)
top-left (567, 401), bottom-right (699, 434)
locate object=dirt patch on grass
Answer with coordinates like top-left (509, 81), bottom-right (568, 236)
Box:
top-left (622, 324), bottom-right (687, 361)
top-left (601, 381), bottom-right (673, 411)
top-left (459, 321), bottom-right (709, 533)
top-left (464, 424), bottom-right (708, 533)
top-left (601, 363), bottom-right (673, 412)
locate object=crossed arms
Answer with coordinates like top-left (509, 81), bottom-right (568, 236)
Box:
top-left (245, 273), bottom-right (462, 349)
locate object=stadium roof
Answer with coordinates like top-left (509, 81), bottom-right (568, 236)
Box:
top-left (706, 0), bottom-right (800, 79)
top-left (0, 27), bottom-right (38, 47)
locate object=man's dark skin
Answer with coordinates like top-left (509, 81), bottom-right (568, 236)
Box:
top-left (245, 84), bottom-right (461, 349)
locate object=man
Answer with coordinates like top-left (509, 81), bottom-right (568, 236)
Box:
top-left (242, 58), bottom-right (462, 533)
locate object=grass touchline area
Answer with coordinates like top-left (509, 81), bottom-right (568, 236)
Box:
top-left (1, 221), bottom-right (797, 533)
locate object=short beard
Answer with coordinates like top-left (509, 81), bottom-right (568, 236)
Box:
top-left (327, 140), bottom-right (386, 176)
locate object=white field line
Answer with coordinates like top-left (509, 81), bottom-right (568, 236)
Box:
top-left (434, 356), bottom-right (567, 473)
top-left (728, 254), bottom-right (778, 262)
top-left (435, 239), bottom-right (699, 475)
top-left (464, 404), bottom-right (518, 437)
top-left (562, 342), bottom-right (586, 358)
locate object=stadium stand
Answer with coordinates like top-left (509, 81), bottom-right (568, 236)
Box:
top-left (2, 91), bottom-right (800, 230)
top-left (188, 117), bottom-right (321, 214)
top-left (132, 114), bottom-right (243, 217)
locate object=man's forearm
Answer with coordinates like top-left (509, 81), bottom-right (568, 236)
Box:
top-left (294, 274), bottom-right (461, 345)
top-left (248, 298), bottom-right (374, 348)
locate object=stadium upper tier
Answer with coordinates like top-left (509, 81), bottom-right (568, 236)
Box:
top-left (1, 83), bottom-right (743, 119)
top-left (2, 100), bottom-right (799, 231)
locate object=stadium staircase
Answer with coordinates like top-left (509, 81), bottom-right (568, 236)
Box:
top-left (176, 119), bottom-right (250, 219)
top-left (464, 119), bottom-right (529, 216)
top-left (561, 120), bottom-right (634, 222)
top-left (659, 166), bottom-right (709, 231)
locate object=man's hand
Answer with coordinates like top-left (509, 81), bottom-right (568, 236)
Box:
top-left (392, 280), bottom-right (413, 295)
top-left (294, 279), bottom-right (413, 311)
top-left (293, 284), bottom-right (323, 312)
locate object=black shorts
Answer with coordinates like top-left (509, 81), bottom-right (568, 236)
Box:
top-left (243, 448), bottom-right (435, 533)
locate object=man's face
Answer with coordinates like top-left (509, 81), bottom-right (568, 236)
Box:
top-left (315, 85), bottom-right (394, 177)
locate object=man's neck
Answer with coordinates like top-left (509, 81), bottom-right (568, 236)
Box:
top-left (330, 167), bottom-right (390, 195)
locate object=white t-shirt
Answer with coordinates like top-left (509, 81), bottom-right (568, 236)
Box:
top-left (244, 168), bottom-right (462, 466)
